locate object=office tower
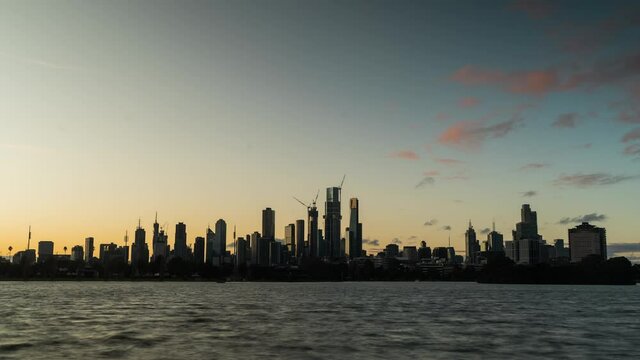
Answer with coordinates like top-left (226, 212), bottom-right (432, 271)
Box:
top-left (432, 247), bottom-right (448, 261)
top-left (209, 219), bottom-right (226, 265)
top-left (70, 245), bottom-right (84, 262)
top-left (487, 223), bottom-right (504, 252)
top-left (174, 222), bottom-right (187, 260)
top-left (206, 227), bottom-right (215, 264)
top-left (308, 205), bottom-right (319, 257)
top-left (465, 221), bottom-right (480, 264)
top-left (84, 237), bottom-right (95, 263)
top-left (569, 222), bottom-right (607, 262)
top-left (385, 243), bottom-right (399, 258)
top-left (269, 241), bottom-right (282, 266)
top-left (99, 243), bottom-right (117, 263)
top-left (504, 241), bottom-right (514, 260)
top-left (403, 246), bottom-right (418, 262)
top-left (193, 236), bottom-right (204, 264)
top-left (347, 198), bottom-right (362, 258)
top-left (317, 229), bottom-right (325, 257)
top-left (285, 223), bottom-right (295, 256)
top-left (512, 204), bottom-right (542, 265)
top-left (151, 213), bottom-right (167, 262)
top-left (37, 241), bottom-right (54, 262)
top-left (418, 241), bottom-right (432, 259)
top-left (295, 219), bottom-right (305, 258)
top-left (324, 187), bottom-right (342, 258)
top-left (250, 232), bottom-right (261, 265)
top-left (262, 208), bottom-right (275, 240)
top-left (132, 222), bottom-right (149, 270)
top-left (553, 239), bottom-right (569, 259)
top-left (236, 237), bottom-right (247, 267)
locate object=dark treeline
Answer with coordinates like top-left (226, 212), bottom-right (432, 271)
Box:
top-left (1, 255), bottom-right (637, 284)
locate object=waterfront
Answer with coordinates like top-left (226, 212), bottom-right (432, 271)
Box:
top-left (0, 282), bottom-right (639, 359)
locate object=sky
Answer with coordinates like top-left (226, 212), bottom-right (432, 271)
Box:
top-left (1, 0), bottom-right (640, 259)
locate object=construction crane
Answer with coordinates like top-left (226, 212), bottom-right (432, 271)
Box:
top-left (293, 189), bottom-right (320, 211)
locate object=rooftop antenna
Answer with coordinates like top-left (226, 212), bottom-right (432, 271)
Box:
top-left (233, 225), bottom-right (236, 241)
top-left (124, 230), bottom-right (129, 247)
top-left (492, 219), bottom-right (496, 232)
top-left (155, 211), bottom-right (158, 223)
top-left (448, 232), bottom-right (451, 248)
top-left (27, 225), bottom-right (31, 250)
top-left (138, 218), bottom-right (141, 229)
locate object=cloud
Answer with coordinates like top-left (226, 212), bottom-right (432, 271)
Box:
top-left (435, 113), bottom-right (451, 121)
top-left (458, 97), bottom-right (480, 108)
top-left (520, 163), bottom-right (549, 171)
top-left (552, 113), bottom-right (579, 128)
top-left (362, 238), bottom-right (380, 247)
top-left (433, 158), bottom-right (464, 165)
top-left (390, 150), bottom-right (419, 160)
top-left (424, 170), bottom-right (440, 176)
top-left (621, 128), bottom-right (640, 143)
top-left (479, 227), bottom-right (491, 235)
top-left (424, 219), bottom-right (438, 226)
top-left (553, 173), bottom-right (639, 187)
top-left (608, 243), bottom-right (640, 254)
top-left (408, 235), bottom-right (418, 240)
top-left (510, 0), bottom-right (555, 20)
top-left (623, 144), bottom-right (640, 158)
top-left (610, 86), bottom-right (640, 124)
top-left (438, 119), bottom-right (519, 149)
top-left (415, 176), bottom-right (435, 189)
top-left (522, 190), bottom-right (537, 197)
top-left (391, 238), bottom-right (403, 245)
top-left (441, 225), bottom-right (452, 231)
top-left (558, 213), bottom-right (607, 225)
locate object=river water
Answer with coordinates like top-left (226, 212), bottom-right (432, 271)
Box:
top-left (0, 282), bottom-right (638, 359)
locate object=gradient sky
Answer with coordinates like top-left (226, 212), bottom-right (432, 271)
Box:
top-left (1, 0), bottom-right (640, 258)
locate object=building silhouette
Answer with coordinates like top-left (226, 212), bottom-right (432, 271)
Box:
top-left (70, 245), bottom-right (84, 262)
top-left (262, 208), bottom-right (275, 240)
top-left (308, 205), bottom-right (319, 257)
top-left (465, 221), bottom-right (479, 264)
top-left (151, 213), bottom-right (167, 262)
top-left (205, 227), bottom-right (215, 264)
top-left (295, 219), bottom-right (305, 258)
top-left (174, 222), bottom-right (188, 260)
top-left (235, 236), bottom-right (247, 268)
top-left (84, 237), bottom-right (94, 263)
top-left (285, 223), bottom-right (295, 256)
top-left (512, 204), bottom-right (542, 265)
top-left (131, 222), bottom-right (149, 272)
top-left (324, 187), bottom-right (342, 258)
top-left (486, 223), bottom-right (504, 252)
top-left (213, 219), bottom-right (227, 265)
top-left (347, 198), bottom-right (362, 258)
top-left (569, 222), bottom-right (607, 262)
top-left (37, 240), bottom-right (54, 263)
top-left (194, 236), bottom-right (205, 265)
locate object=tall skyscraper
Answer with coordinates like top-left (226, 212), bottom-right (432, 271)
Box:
top-left (465, 221), bottom-right (479, 264)
top-left (250, 232), bottom-right (261, 265)
top-left (285, 223), bottom-right (295, 256)
top-left (235, 237), bottom-right (247, 267)
top-left (308, 205), bottom-right (319, 257)
top-left (84, 237), bottom-right (94, 263)
top-left (213, 219), bottom-right (227, 265)
top-left (512, 204), bottom-right (542, 264)
top-left (206, 227), bottom-right (215, 264)
top-left (347, 198), bottom-right (362, 258)
top-left (324, 187), bottom-right (342, 258)
top-left (487, 222), bottom-right (504, 252)
top-left (295, 219), bottom-right (305, 258)
top-left (194, 236), bottom-right (205, 264)
top-left (132, 222), bottom-right (149, 271)
top-left (174, 222), bottom-right (187, 260)
top-left (569, 222), bottom-right (607, 262)
top-left (152, 213), bottom-right (167, 262)
top-left (262, 208), bottom-right (275, 240)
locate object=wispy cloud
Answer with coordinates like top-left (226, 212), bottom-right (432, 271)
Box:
top-left (415, 176), bottom-right (435, 189)
top-left (424, 219), bottom-right (438, 226)
top-left (558, 213), bottom-right (607, 225)
top-left (441, 225), bottom-right (452, 231)
top-left (608, 243), bottom-right (640, 254)
top-left (438, 119), bottom-right (519, 149)
top-left (458, 96), bottom-right (480, 108)
top-left (390, 150), bottom-right (419, 160)
top-left (424, 170), bottom-right (440, 176)
top-left (362, 238), bottom-right (380, 247)
top-left (479, 227), bottom-right (491, 235)
top-left (552, 113), bottom-right (579, 128)
top-left (522, 190), bottom-right (537, 197)
top-left (554, 173), bottom-right (639, 187)
top-left (520, 163), bottom-right (549, 171)
top-left (509, 0), bottom-right (555, 20)
top-left (621, 128), bottom-right (640, 143)
top-left (433, 158), bottom-right (464, 165)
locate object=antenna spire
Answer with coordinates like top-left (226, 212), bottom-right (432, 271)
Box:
top-left (27, 225), bottom-right (31, 250)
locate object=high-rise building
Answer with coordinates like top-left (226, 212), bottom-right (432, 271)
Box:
top-left (37, 241), bottom-right (54, 263)
top-left (512, 204), bottom-right (542, 265)
top-left (262, 208), bottom-right (275, 240)
top-left (308, 206), bottom-right (319, 257)
top-left (324, 187), bottom-right (342, 258)
top-left (193, 237), bottom-right (205, 264)
top-left (569, 222), bottom-right (607, 262)
top-left (84, 237), bottom-right (94, 263)
top-left (174, 222), bottom-right (187, 260)
top-left (403, 246), bottom-right (418, 262)
top-left (347, 198), bottom-right (362, 258)
top-left (295, 219), bottom-right (305, 258)
top-left (132, 222), bottom-right (149, 271)
top-left (151, 213), bottom-right (167, 262)
top-left (213, 219), bottom-right (227, 263)
top-left (385, 243), bottom-right (399, 258)
top-left (418, 241), bottom-right (432, 259)
top-left (465, 221), bottom-right (480, 264)
top-left (235, 237), bottom-right (248, 267)
top-left (487, 223), bottom-right (504, 252)
top-left (285, 223), bottom-right (295, 256)
top-left (206, 227), bottom-right (215, 264)
top-left (70, 245), bottom-right (84, 262)
top-left (250, 232), bottom-right (261, 265)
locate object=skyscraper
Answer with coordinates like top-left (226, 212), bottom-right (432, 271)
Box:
top-left (194, 236), bottom-right (205, 264)
top-left (235, 237), bottom-right (247, 268)
top-left (37, 241), bottom-right (54, 263)
top-left (132, 222), bottom-right (149, 272)
top-left (308, 205), bottom-right (319, 257)
top-left (324, 187), bottom-right (342, 258)
top-left (487, 222), bottom-right (504, 252)
top-left (213, 219), bottom-right (227, 265)
top-left (569, 222), bottom-right (607, 262)
top-left (250, 232), bottom-right (261, 265)
top-left (70, 245), bottom-right (84, 262)
top-left (206, 227), bottom-right (215, 264)
top-left (465, 221), bottom-right (479, 264)
top-left (347, 198), bottom-right (362, 258)
top-left (295, 219), bottom-right (305, 258)
top-left (84, 237), bottom-right (94, 263)
top-left (152, 213), bottom-right (167, 262)
top-left (174, 222), bottom-right (187, 260)
top-left (285, 223), bottom-right (295, 256)
top-left (262, 208), bottom-right (275, 240)
top-left (512, 204), bottom-right (542, 264)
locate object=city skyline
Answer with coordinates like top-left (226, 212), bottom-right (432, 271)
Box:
top-left (2, 1), bottom-right (640, 258)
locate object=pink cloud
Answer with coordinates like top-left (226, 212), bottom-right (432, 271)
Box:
top-left (390, 150), bottom-right (419, 160)
top-left (621, 128), bottom-right (640, 143)
top-left (433, 158), bottom-right (464, 165)
top-left (438, 119), bottom-right (519, 149)
top-left (520, 163), bottom-right (549, 171)
top-left (451, 66), bottom-right (560, 96)
top-left (510, 0), bottom-right (555, 20)
top-left (552, 113), bottom-right (579, 128)
top-left (424, 170), bottom-right (440, 176)
top-left (435, 112), bottom-right (451, 122)
top-left (458, 97), bottom-right (480, 108)
top-left (624, 144), bottom-right (640, 157)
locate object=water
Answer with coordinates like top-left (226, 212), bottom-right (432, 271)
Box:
top-left (0, 282), bottom-right (638, 359)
